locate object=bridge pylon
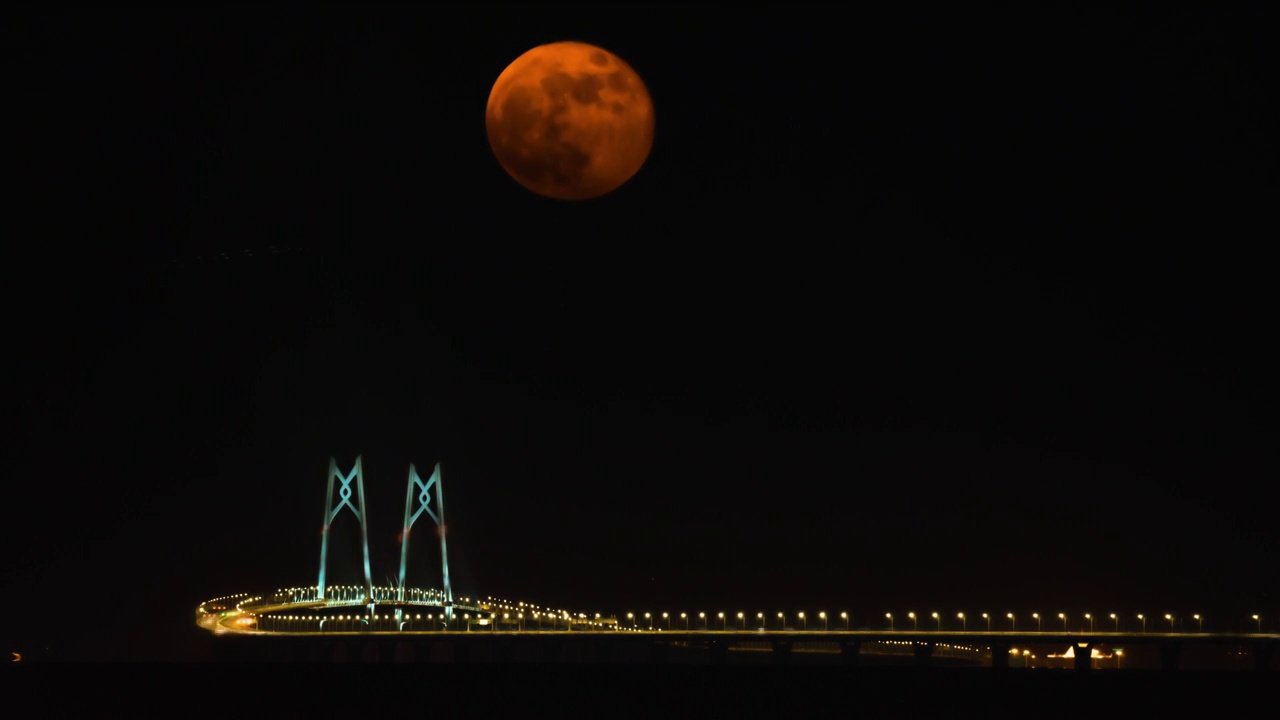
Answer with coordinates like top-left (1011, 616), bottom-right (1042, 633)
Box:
top-left (316, 456), bottom-right (375, 612)
top-left (398, 462), bottom-right (454, 625)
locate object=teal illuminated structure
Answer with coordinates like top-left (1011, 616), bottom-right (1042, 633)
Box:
top-left (314, 456), bottom-right (454, 625)
top-left (398, 462), bottom-right (454, 623)
top-left (316, 456), bottom-right (374, 606)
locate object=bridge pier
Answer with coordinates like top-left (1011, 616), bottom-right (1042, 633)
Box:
top-left (593, 638), bottom-right (615, 664)
top-left (989, 641), bottom-right (1011, 669)
top-left (393, 640), bottom-right (416, 663)
top-left (1074, 643), bottom-right (1093, 672)
top-left (1159, 643), bottom-right (1181, 671)
top-left (428, 639), bottom-right (455, 663)
top-left (649, 639), bottom-right (670, 664)
top-left (708, 639), bottom-right (730, 664)
top-left (1252, 642), bottom-right (1275, 671)
top-left (770, 639), bottom-right (793, 664)
top-left (840, 640), bottom-right (862, 666)
top-left (912, 641), bottom-right (935, 667)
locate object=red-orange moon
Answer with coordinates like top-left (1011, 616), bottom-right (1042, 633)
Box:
top-left (486, 41), bottom-right (654, 200)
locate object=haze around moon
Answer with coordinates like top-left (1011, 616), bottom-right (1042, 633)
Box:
top-left (485, 41), bottom-right (654, 200)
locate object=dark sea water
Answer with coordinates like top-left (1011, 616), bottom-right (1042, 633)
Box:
top-left (5, 662), bottom-right (1273, 717)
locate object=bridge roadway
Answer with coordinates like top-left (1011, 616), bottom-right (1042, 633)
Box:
top-left (204, 623), bottom-right (1280, 670)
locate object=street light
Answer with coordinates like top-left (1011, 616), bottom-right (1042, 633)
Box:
top-left (1007, 612), bottom-right (1015, 631)
top-left (737, 611), bottom-right (745, 630)
top-left (627, 612), bottom-right (634, 628)
top-left (957, 612), bottom-right (966, 631)
top-left (663, 612), bottom-right (670, 630)
top-left (1165, 614), bottom-right (1174, 632)
top-left (1110, 613), bottom-right (1118, 632)
top-left (1252, 614), bottom-right (1261, 632)
top-left (1137, 614), bottom-right (1145, 633)
top-left (718, 611), bottom-right (725, 630)
top-left (681, 612), bottom-right (688, 630)
top-left (932, 612), bottom-right (940, 630)
top-left (778, 612), bottom-right (785, 630)
top-left (819, 611), bottom-right (828, 631)
top-left (1084, 613), bottom-right (1093, 632)
top-left (699, 612), bottom-right (706, 630)
top-left (1193, 614), bottom-right (1202, 632)
top-left (842, 612), bottom-right (849, 630)
top-left (645, 612), bottom-right (652, 630)
top-left (1059, 613), bottom-right (1067, 631)
top-left (1032, 613), bottom-right (1041, 631)
top-left (886, 613), bottom-right (894, 630)
top-left (799, 612), bottom-right (806, 631)
top-left (908, 612), bottom-right (917, 631)
top-left (755, 612), bottom-right (763, 629)
top-left (983, 612), bottom-right (990, 631)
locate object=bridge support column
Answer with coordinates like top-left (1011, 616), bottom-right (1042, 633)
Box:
top-left (708, 639), bottom-right (730, 665)
top-left (1252, 642), bottom-right (1274, 671)
top-left (840, 640), bottom-right (862, 665)
top-left (649, 639), bottom-right (670, 664)
top-left (990, 641), bottom-right (1011, 669)
top-left (593, 638), bottom-right (615, 664)
top-left (1159, 643), bottom-right (1181, 671)
top-left (1074, 643), bottom-right (1094, 672)
top-left (770, 639), bottom-right (793, 664)
top-left (912, 641), bottom-right (935, 667)
top-left (393, 640), bottom-right (416, 663)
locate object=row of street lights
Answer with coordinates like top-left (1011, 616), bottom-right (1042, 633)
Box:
top-left (625, 611), bottom-right (851, 631)
top-left (619, 611), bottom-right (1262, 633)
top-left (252, 608), bottom-right (1264, 634)
top-left (886, 612), bottom-right (1255, 633)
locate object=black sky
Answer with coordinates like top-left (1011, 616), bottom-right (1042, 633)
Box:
top-left (3, 5), bottom-right (1277, 661)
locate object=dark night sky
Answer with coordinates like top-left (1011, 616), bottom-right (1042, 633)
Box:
top-left (3, 5), bottom-right (1277, 661)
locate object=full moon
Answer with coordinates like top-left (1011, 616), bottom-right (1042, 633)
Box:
top-left (485, 41), bottom-right (654, 200)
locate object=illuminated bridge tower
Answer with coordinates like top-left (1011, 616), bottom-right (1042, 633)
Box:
top-left (316, 456), bottom-right (375, 610)
top-left (398, 462), bottom-right (454, 623)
